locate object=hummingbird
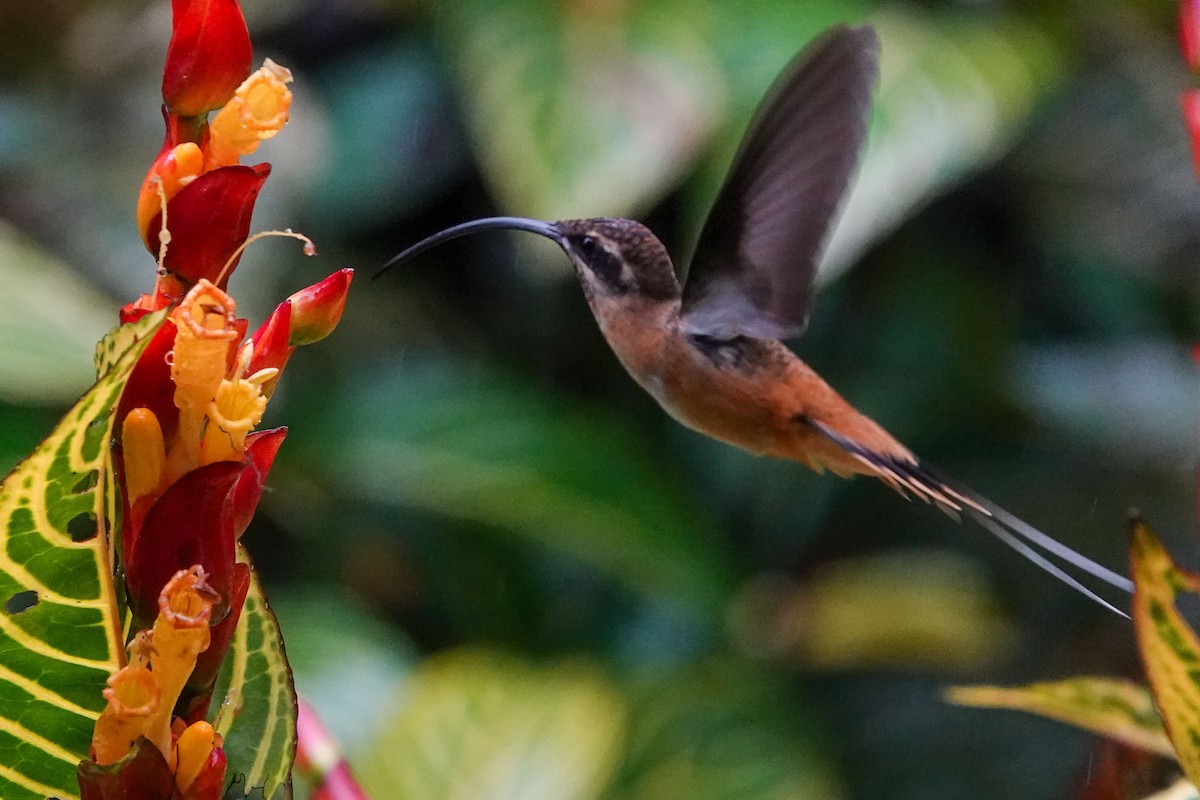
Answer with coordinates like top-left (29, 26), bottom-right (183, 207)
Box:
top-left (379, 24), bottom-right (1132, 614)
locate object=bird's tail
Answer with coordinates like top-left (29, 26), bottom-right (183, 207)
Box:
top-left (810, 421), bottom-right (1132, 617)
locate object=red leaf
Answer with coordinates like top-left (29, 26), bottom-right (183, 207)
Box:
top-left (144, 164), bottom-right (271, 289)
top-left (162, 0), bottom-right (252, 117)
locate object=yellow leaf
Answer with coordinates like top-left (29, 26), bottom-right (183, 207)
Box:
top-left (358, 648), bottom-right (627, 800)
top-left (946, 677), bottom-right (1173, 757)
top-left (733, 551), bottom-right (1017, 672)
top-left (1132, 519), bottom-right (1200, 779)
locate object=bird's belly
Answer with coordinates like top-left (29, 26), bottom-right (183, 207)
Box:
top-left (645, 361), bottom-right (798, 458)
top-left (640, 348), bottom-right (898, 478)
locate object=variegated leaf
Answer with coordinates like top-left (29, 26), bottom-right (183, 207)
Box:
top-left (946, 676), bottom-right (1173, 758)
top-left (1132, 520), bottom-right (1200, 783)
top-left (213, 547), bottom-right (297, 800)
top-left (0, 310), bottom-right (165, 800)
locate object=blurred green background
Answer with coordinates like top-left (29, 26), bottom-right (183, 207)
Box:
top-left (2, 0), bottom-right (1198, 797)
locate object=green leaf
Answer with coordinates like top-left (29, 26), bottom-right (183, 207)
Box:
top-left (213, 548), bottom-right (297, 800)
top-left (822, 11), bottom-right (1062, 279)
top-left (356, 648), bottom-right (626, 800)
top-left (0, 310), bottom-right (164, 800)
top-left (438, 0), bottom-right (724, 220)
top-left (1132, 519), bottom-right (1200, 779)
top-left (307, 360), bottom-right (735, 615)
top-left (0, 220), bottom-right (116, 404)
top-left (946, 677), bottom-right (1174, 758)
top-left (605, 660), bottom-right (840, 800)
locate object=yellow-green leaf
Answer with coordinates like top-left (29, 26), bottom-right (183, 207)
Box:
top-left (1132, 520), bottom-right (1200, 780)
top-left (1141, 778), bottom-right (1200, 799)
top-left (212, 547), bottom-right (297, 800)
top-left (946, 677), bottom-right (1173, 758)
top-left (733, 550), bottom-right (1017, 672)
top-left (357, 648), bottom-right (627, 800)
top-left (0, 220), bottom-right (115, 404)
top-left (440, 0), bottom-right (723, 222)
top-left (0, 310), bottom-right (165, 800)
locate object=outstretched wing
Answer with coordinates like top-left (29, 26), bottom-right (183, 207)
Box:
top-left (680, 24), bottom-right (878, 341)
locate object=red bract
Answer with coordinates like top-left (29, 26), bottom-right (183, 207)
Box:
top-left (1184, 0), bottom-right (1200, 73)
top-left (116, 320), bottom-right (179, 438)
top-left (246, 269), bottom-right (354, 396)
top-left (163, 0), bottom-right (253, 117)
top-left (78, 738), bottom-right (179, 800)
top-left (125, 462), bottom-right (243, 631)
top-left (289, 268), bottom-right (354, 345)
top-left (144, 164), bottom-right (271, 288)
top-left (182, 562), bottom-right (250, 722)
top-left (179, 745), bottom-right (226, 800)
top-left (1183, 89), bottom-right (1200, 179)
top-left (232, 427), bottom-right (288, 538)
top-left (83, 0), bottom-right (349, 792)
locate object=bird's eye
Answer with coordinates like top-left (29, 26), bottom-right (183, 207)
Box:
top-left (579, 236), bottom-right (597, 256)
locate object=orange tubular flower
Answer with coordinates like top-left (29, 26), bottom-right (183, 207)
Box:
top-left (206, 59), bottom-right (294, 168)
top-left (90, 666), bottom-right (161, 766)
top-left (143, 567), bottom-right (220, 759)
top-left (80, 0), bottom-right (352, 797)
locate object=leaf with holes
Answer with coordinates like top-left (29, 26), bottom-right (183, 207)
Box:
top-left (0, 309), bottom-right (165, 800)
top-left (1132, 520), bottom-right (1200, 780)
top-left (212, 547), bottom-right (297, 800)
top-left (946, 677), bottom-right (1174, 758)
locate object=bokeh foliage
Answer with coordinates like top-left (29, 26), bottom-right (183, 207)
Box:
top-left (2, 1), bottom-right (1198, 798)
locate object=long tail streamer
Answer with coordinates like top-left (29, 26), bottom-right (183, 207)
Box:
top-left (811, 421), bottom-right (1131, 618)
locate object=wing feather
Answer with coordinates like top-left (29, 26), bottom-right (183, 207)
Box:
top-left (680, 25), bottom-right (879, 340)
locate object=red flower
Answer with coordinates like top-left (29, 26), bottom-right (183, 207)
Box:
top-left (81, 0), bottom-right (350, 793)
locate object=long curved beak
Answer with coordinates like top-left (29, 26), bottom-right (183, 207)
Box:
top-left (374, 216), bottom-right (563, 278)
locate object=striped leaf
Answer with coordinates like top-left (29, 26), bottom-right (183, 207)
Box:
top-left (213, 548), bottom-right (297, 800)
top-left (946, 677), bottom-right (1173, 758)
top-left (1132, 520), bottom-right (1200, 782)
top-left (0, 310), bottom-right (165, 800)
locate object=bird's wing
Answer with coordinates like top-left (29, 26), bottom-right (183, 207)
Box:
top-left (679, 24), bottom-right (878, 341)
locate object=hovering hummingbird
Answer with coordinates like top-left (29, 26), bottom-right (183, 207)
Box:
top-left (379, 24), bottom-right (1132, 614)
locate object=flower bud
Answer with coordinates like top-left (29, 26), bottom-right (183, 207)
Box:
top-left (287, 269), bottom-right (354, 346)
top-left (162, 0), bottom-right (253, 117)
